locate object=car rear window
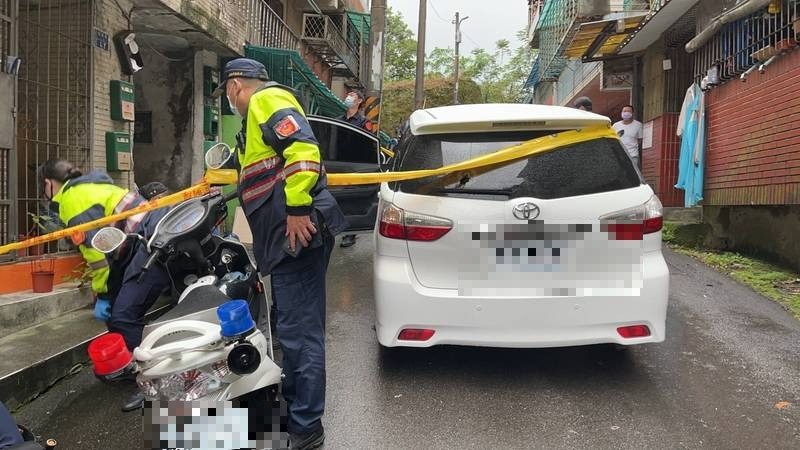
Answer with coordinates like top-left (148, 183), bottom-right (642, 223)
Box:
top-left (395, 132), bottom-right (641, 200)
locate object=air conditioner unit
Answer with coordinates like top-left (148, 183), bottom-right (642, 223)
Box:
top-left (577, 0), bottom-right (610, 18)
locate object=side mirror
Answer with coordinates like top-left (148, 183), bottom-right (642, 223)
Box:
top-left (205, 143), bottom-right (233, 170)
top-left (91, 227), bottom-right (127, 254)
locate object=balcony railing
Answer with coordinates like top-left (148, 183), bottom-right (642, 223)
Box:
top-left (232, 0), bottom-right (301, 51)
top-left (301, 13), bottom-right (360, 78)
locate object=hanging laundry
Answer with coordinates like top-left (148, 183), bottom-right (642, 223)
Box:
top-left (675, 82), bottom-right (706, 207)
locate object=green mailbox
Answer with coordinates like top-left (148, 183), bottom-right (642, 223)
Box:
top-left (203, 66), bottom-right (220, 97)
top-left (105, 131), bottom-right (132, 171)
top-left (204, 104), bottom-right (220, 137)
top-left (110, 80), bottom-right (135, 122)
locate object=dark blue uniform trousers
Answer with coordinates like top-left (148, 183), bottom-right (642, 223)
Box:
top-left (0, 401), bottom-right (22, 448)
top-left (271, 231), bottom-right (333, 436)
top-left (108, 243), bottom-right (170, 351)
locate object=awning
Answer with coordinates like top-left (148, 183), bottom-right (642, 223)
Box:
top-left (563, 14), bottom-right (648, 62)
top-left (618, 0), bottom-right (701, 55)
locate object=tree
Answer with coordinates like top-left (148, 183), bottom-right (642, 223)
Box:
top-left (384, 7), bottom-right (417, 81)
top-left (496, 39), bottom-right (510, 65)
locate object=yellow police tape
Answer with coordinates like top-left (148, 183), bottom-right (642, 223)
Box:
top-left (0, 124), bottom-right (616, 255)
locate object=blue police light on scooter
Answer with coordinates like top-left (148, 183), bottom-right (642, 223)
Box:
top-left (216, 300), bottom-right (255, 339)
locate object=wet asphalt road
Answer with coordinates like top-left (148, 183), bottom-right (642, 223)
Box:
top-left (14, 237), bottom-right (800, 449)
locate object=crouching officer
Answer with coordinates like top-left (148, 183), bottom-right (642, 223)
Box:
top-left (39, 159), bottom-right (170, 411)
top-left (212, 58), bottom-right (346, 450)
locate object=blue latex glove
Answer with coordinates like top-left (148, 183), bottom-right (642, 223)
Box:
top-left (93, 297), bottom-right (111, 322)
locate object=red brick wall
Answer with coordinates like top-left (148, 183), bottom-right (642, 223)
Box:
top-left (642, 113), bottom-right (683, 207)
top-left (704, 49), bottom-right (800, 205)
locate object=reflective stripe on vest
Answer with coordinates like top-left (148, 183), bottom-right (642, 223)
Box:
top-left (88, 259), bottom-right (109, 270)
top-left (241, 156), bottom-right (281, 181)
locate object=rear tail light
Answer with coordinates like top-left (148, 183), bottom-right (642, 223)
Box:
top-left (599, 195), bottom-right (663, 240)
top-left (398, 328), bottom-right (436, 341)
top-left (617, 325), bottom-right (651, 338)
top-left (379, 202), bottom-right (453, 241)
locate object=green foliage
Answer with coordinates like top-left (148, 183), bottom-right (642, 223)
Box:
top-left (385, 12), bottom-right (533, 103)
top-left (382, 77), bottom-right (482, 136)
top-left (384, 7), bottom-right (418, 81)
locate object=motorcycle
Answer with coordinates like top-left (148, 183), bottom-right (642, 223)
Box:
top-left (86, 144), bottom-right (284, 447)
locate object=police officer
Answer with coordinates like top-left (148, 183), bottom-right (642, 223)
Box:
top-left (39, 158), bottom-right (170, 411)
top-left (212, 58), bottom-right (345, 450)
top-left (338, 88), bottom-right (372, 248)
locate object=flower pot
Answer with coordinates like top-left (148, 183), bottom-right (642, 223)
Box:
top-left (31, 271), bottom-right (55, 293)
top-left (31, 259), bottom-right (56, 293)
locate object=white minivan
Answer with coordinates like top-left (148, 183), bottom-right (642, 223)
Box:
top-left (310, 104), bottom-right (669, 349)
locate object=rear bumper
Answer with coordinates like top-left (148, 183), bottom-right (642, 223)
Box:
top-left (373, 252), bottom-right (669, 348)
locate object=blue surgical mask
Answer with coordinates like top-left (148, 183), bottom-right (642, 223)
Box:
top-left (621, 111), bottom-right (633, 121)
top-left (344, 95), bottom-right (356, 108)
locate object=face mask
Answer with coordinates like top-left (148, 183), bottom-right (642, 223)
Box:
top-left (344, 95), bottom-right (356, 108)
top-left (227, 93), bottom-right (240, 117)
top-left (621, 111), bottom-right (633, 121)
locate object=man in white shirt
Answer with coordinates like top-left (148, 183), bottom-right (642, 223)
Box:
top-left (612, 104), bottom-right (643, 169)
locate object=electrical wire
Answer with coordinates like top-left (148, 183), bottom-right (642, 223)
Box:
top-left (428, 0), bottom-right (450, 23)
top-left (462, 31), bottom-right (482, 48)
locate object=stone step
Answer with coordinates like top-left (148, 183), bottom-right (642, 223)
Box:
top-left (0, 283), bottom-right (93, 339)
top-left (0, 296), bottom-right (173, 411)
top-left (664, 206), bottom-right (703, 224)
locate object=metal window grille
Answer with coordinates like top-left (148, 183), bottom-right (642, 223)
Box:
top-left (15, 0), bottom-right (91, 257)
top-left (0, 0), bottom-right (17, 259)
top-left (693, 0), bottom-right (799, 84)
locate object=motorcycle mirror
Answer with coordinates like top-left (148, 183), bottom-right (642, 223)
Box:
top-left (205, 143), bottom-right (233, 169)
top-left (91, 227), bottom-right (127, 254)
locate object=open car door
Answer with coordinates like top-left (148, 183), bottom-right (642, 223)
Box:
top-left (308, 115), bottom-right (383, 232)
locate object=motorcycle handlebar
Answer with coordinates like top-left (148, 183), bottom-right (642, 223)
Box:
top-left (137, 249), bottom-right (161, 283)
top-left (223, 190), bottom-right (238, 203)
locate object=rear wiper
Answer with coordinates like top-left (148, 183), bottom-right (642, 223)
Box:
top-left (430, 188), bottom-right (513, 197)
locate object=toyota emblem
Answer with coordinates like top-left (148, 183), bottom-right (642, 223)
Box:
top-left (512, 202), bottom-right (540, 220)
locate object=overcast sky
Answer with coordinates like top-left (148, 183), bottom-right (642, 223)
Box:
top-left (387, 0), bottom-right (529, 54)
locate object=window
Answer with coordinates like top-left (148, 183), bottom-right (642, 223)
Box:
top-left (397, 132), bottom-right (641, 200)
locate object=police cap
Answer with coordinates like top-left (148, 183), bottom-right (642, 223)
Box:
top-left (211, 58), bottom-right (270, 98)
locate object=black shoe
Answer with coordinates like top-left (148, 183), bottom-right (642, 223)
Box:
top-left (290, 426), bottom-right (325, 450)
top-left (340, 234), bottom-right (356, 248)
top-left (121, 391), bottom-right (144, 412)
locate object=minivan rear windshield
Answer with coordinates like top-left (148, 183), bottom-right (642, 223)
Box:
top-left (395, 132), bottom-right (641, 200)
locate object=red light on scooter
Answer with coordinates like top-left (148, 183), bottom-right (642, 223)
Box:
top-left (88, 332), bottom-right (133, 376)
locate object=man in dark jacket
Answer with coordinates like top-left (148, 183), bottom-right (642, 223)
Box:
top-left (337, 88), bottom-right (372, 248)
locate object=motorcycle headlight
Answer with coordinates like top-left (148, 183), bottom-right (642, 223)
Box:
top-left (138, 360), bottom-right (231, 401)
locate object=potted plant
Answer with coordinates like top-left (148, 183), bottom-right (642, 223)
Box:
top-left (31, 258), bottom-right (55, 293)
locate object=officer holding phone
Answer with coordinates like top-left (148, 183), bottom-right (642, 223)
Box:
top-left (212, 58), bottom-right (345, 450)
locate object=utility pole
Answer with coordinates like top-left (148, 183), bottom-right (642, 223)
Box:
top-left (453, 12), bottom-right (468, 104)
top-left (414, 0), bottom-right (427, 109)
top-left (367, 0), bottom-right (386, 98)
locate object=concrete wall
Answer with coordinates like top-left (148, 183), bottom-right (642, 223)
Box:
top-left (704, 205), bottom-right (800, 272)
top-left (94, 0), bottom-right (136, 187)
top-left (192, 50), bottom-right (219, 183)
top-left (132, 47), bottom-right (195, 191)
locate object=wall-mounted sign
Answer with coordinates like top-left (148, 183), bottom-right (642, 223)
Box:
top-left (94, 29), bottom-right (109, 51)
